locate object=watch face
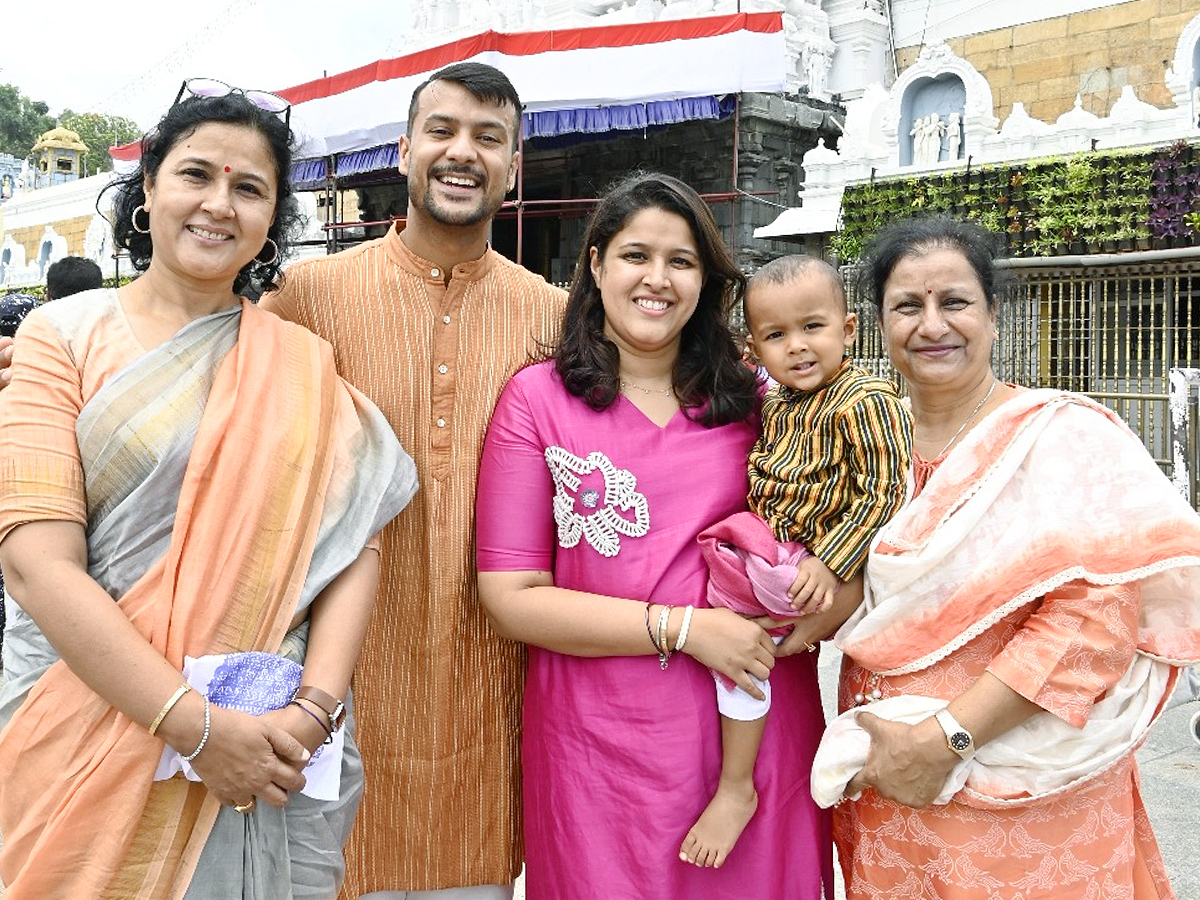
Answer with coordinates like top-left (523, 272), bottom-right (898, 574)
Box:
top-left (950, 732), bottom-right (972, 752)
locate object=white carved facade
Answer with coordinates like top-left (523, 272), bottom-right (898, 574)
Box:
top-left (0, 174), bottom-right (114, 287)
top-left (758, 9), bottom-right (1200, 240)
top-left (394, 0), bottom-right (844, 98)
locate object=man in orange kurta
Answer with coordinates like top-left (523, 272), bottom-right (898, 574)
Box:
top-left (263, 63), bottom-right (564, 898)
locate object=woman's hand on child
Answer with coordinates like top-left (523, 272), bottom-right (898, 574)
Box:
top-left (789, 556), bottom-right (840, 614)
top-left (682, 607), bottom-right (776, 700)
top-left (770, 573), bottom-right (866, 657)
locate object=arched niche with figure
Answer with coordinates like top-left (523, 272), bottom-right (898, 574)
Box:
top-left (881, 43), bottom-right (996, 169)
top-left (899, 74), bottom-right (966, 166)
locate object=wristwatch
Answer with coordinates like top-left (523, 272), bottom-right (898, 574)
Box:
top-left (933, 709), bottom-right (975, 760)
top-left (294, 685), bottom-right (347, 732)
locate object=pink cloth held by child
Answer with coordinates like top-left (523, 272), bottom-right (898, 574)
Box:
top-left (698, 512), bottom-right (810, 689)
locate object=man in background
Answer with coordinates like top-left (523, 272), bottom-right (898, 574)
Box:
top-left (45, 256), bottom-right (102, 301)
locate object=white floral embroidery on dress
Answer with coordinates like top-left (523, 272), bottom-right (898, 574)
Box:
top-left (544, 446), bottom-right (650, 557)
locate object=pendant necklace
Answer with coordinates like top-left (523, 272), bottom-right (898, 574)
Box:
top-left (931, 379), bottom-right (997, 459)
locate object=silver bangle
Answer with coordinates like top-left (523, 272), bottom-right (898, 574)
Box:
top-left (656, 604), bottom-right (672, 669)
top-left (674, 605), bottom-right (695, 653)
top-left (181, 696), bottom-right (211, 762)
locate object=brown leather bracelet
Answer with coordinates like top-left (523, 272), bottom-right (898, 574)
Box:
top-left (294, 685), bottom-right (346, 731)
top-left (288, 700), bottom-right (334, 745)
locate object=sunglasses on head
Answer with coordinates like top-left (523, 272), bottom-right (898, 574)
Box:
top-left (173, 77), bottom-right (291, 130)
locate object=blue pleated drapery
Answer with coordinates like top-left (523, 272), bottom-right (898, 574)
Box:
top-left (290, 94), bottom-right (733, 188)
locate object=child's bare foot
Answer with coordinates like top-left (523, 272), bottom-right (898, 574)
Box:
top-left (678, 779), bottom-right (758, 869)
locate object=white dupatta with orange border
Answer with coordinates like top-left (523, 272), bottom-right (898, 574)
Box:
top-left (816, 390), bottom-right (1200, 807)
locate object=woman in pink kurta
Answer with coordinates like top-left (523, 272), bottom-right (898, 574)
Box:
top-left (476, 174), bottom-right (834, 900)
top-left (819, 216), bottom-right (1200, 900)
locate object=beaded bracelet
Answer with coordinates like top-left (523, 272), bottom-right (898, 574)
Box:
top-left (290, 699), bottom-right (334, 745)
top-left (656, 604), bottom-right (673, 669)
top-left (148, 683), bottom-right (192, 737)
top-left (675, 605), bottom-right (695, 654)
top-left (181, 696), bottom-right (211, 762)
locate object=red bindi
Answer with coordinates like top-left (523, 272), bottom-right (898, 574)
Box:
top-left (224, 165), bottom-right (231, 173)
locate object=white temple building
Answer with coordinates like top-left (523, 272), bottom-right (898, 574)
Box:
top-left (756, 1), bottom-right (1200, 246)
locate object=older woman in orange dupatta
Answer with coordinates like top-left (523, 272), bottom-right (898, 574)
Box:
top-left (0, 86), bottom-right (414, 900)
top-left (817, 217), bottom-right (1200, 900)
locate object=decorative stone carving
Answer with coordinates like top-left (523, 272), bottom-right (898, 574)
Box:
top-left (83, 213), bottom-right (112, 271)
top-left (838, 82), bottom-right (889, 160)
top-left (999, 102), bottom-right (1047, 139)
top-left (1054, 94), bottom-right (1101, 151)
top-left (36, 225), bottom-right (68, 279)
top-left (804, 137), bottom-right (840, 167)
top-left (0, 236), bottom-right (26, 287)
top-left (1166, 10), bottom-right (1200, 110)
top-left (945, 112), bottom-right (962, 161)
top-left (781, 0), bottom-right (836, 96)
top-left (881, 42), bottom-right (997, 167)
top-left (997, 101), bottom-right (1051, 157)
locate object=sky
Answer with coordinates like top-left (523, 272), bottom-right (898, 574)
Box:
top-left (5, 0), bottom-right (414, 132)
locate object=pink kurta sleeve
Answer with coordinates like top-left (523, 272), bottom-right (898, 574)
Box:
top-left (986, 579), bottom-right (1140, 728)
top-left (0, 311), bottom-right (88, 545)
top-left (476, 372), bottom-right (556, 572)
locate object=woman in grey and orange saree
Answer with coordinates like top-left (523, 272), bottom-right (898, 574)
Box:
top-left (0, 83), bottom-right (416, 900)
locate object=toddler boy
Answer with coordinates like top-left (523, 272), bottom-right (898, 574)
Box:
top-left (680, 255), bottom-right (911, 868)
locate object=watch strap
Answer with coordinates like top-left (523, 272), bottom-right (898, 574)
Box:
top-left (933, 708), bottom-right (974, 760)
top-left (295, 685), bottom-right (347, 731)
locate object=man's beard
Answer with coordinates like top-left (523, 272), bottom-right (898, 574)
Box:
top-left (413, 167), bottom-right (504, 227)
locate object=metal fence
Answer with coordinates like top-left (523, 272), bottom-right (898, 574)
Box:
top-left (847, 253), bottom-right (1200, 496)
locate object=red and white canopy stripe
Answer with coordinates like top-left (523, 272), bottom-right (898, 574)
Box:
top-left (111, 12), bottom-right (784, 169)
top-left (109, 139), bottom-right (144, 176)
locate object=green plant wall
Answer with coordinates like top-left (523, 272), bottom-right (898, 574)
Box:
top-left (829, 143), bottom-right (1192, 262)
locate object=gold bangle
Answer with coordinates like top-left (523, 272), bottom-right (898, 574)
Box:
top-left (148, 683), bottom-right (192, 737)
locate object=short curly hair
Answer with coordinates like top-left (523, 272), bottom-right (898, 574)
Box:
top-left (107, 92), bottom-right (302, 295)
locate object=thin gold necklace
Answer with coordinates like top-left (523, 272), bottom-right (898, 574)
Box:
top-left (620, 378), bottom-right (674, 397)
top-left (932, 379), bottom-right (997, 458)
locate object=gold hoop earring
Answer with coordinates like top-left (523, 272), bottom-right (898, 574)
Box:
top-left (131, 205), bottom-right (150, 235)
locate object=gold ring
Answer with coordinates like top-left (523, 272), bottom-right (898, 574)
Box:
top-left (803, 641), bottom-right (817, 653)
top-left (233, 798), bottom-right (256, 814)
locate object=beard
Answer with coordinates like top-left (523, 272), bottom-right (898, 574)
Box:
top-left (410, 166), bottom-right (506, 228)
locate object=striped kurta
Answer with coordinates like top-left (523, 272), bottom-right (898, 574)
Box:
top-left (747, 361), bottom-right (911, 579)
top-left (263, 226), bottom-right (565, 894)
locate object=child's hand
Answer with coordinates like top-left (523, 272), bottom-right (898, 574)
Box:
top-left (788, 555), bottom-right (840, 614)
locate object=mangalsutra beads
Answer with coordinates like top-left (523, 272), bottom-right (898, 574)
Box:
top-left (853, 671), bottom-right (884, 706)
